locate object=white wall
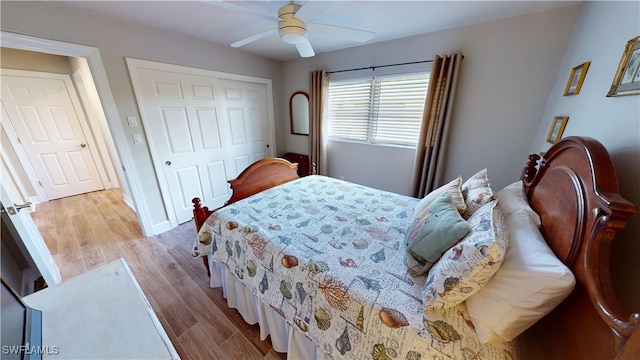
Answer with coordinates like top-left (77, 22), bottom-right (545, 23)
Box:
top-left (69, 57), bottom-right (125, 194)
top-left (328, 141), bottom-right (416, 195)
top-left (282, 5), bottom-right (582, 195)
top-left (531, 1), bottom-right (640, 313)
top-left (1, 1), bottom-right (284, 230)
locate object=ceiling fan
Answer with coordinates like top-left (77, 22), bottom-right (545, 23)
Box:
top-left (210, 1), bottom-right (376, 58)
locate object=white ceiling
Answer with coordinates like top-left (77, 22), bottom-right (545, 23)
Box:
top-left (58, 1), bottom-right (581, 61)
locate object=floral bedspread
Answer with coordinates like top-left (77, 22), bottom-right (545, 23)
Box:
top-left (194, 175), bottom-right (515, 359)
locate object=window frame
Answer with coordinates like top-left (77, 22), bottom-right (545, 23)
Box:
top-left (327, 72), bottom-right (430, 148)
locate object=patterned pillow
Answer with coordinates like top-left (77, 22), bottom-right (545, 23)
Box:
top-left (461, 169), bottom-right (495, 218)
top-left (405, 193), bottom-right (471, 277)
top-left (413, 176), bottom-right (467, 216)
top-left (423, 200), bottom-right (509, 311)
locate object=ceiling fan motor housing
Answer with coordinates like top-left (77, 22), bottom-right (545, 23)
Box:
top-left (278, 3), bottom-right (307, 44)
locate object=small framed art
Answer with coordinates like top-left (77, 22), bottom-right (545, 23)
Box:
top-left (546, 116), bottom-right (569, 144)
top-left (607, 35), bottom-right (640, 97)
top-left (563, 62), bottom-right (590, 96)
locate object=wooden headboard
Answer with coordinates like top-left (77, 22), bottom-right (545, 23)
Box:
top-left (517, 136), bottom-right (639, 359)
top-left (193, 157), bottom-right (300, 232)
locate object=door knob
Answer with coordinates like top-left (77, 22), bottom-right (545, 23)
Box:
top-left (165, 161), bottom-right (172, 166)
top-left (3, 202), bottom-right (32, 214)
top-left (14, 202), bottom-right (32, 210)
top-left (80, 143), bottom-right (87, 148)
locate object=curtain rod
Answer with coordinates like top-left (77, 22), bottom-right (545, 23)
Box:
top-left (327, 59), bottom-right (433, 74)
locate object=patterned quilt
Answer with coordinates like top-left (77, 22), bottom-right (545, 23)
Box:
top-left (194, 175), bottom-right (515, 359)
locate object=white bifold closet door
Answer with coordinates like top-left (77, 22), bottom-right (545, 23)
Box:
top-left (128, 59), bottom-right (275, 226)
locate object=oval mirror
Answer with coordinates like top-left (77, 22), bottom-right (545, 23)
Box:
top-left (290, 91), bottom-right (309, 136)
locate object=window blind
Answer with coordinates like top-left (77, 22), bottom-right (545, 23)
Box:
top-left (328, 74), bottom-right (429, 147)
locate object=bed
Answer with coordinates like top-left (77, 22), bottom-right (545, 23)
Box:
top-left (191, 136), bottom-right (639, 359)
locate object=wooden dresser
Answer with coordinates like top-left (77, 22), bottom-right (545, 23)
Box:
top-left (281, 152), bottom-right (312, 177)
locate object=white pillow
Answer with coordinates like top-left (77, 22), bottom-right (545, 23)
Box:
top-left (465, 210), bottom-right (575, 343)
top-left (496, 181), bottom-right (542, 227)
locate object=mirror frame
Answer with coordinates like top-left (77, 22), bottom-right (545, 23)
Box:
top-left (289, 91), bottom-right (309, 136)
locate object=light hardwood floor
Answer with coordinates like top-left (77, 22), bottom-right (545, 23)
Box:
top-left (31, 189), bottom-right (287, 360)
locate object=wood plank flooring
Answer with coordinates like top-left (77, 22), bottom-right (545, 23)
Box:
top-left (31, 189), bottom-right (287, 360)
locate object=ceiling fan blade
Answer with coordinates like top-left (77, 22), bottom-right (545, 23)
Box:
top-left (231, 28), bottom-right (278, 48)
top-left (308, 22), bottom-right (376, 43)
top-left (201, 0), bottom-right (279, 22)
top-left (291, 1), bottom-right (326, 22)
top-left (295, 40), bottom-right (315, 58)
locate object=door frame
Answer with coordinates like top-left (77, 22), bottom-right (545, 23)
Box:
top-left (126, 58), bottom-right (276, 229)
top-left (1, 69), bottom-right (108, 201)
top-left (0, 31), bottom-right (155, 236)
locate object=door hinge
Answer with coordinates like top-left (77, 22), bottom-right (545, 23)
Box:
top-left (38, 181), bottom-right (43, 187)
top-left (122, 165), bottom-right (126, 172)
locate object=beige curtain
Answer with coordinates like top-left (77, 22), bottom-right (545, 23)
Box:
top-left (309, 70), bottom-right (329, 175)
top-left (411, 53), bottom-right (463, 198)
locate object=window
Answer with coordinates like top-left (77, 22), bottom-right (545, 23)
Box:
top-left (328, 74), bottom-right (429, 147)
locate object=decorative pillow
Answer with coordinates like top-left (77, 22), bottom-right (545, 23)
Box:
top-left (461, 169), bottom-right (495, 218)
top-left (465, 210), bottom-right (575, 343)
top-left (496, 181), bottom-right (542, 227)
top-left (423, 200), bottom-right (509, 310)
top-left (413, 176), bottom-right (466, 216)
top-left (405, 193), bottom-right (471, 277)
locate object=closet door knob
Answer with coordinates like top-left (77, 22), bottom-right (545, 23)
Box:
top-left (165, 161), bottom-right (172, 166)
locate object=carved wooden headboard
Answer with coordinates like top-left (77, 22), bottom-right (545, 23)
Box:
top-left (517, 136), bottom-right (639, 359)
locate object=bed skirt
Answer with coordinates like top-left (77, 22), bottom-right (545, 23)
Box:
top-left (208, 258), bottom-right (330, 359)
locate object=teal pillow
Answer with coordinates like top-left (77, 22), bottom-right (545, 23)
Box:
top-left (405, 192), bottom-right (471, 276)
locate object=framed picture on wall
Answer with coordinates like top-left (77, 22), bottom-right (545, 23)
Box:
top-left (563, 62), bottom-right (590, 96)
top-left (546, 116), bottom-right (569, 144)
top-left (607, 35), bottom-right (640, 97)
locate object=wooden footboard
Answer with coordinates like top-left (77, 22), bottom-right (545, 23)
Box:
top-left (192, 158), bottom-right (300, 276)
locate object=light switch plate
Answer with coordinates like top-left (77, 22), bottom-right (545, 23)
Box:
top-left (132, 133), bottom-right (143, 144)
top-left (127, 116), bottom-right (138, 127)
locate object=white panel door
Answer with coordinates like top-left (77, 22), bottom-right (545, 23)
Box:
top-left (1, 183), bottom-right (62, 286)
top-left (219, 78), bottom-right (271, 178)
top-left (136, 69), bottom-right (273, 224)
top-left (1, 73), bottom-right (104, 200)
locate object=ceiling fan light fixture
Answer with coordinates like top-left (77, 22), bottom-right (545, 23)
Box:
top-left (279, 26), bottom-right (307, 44)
